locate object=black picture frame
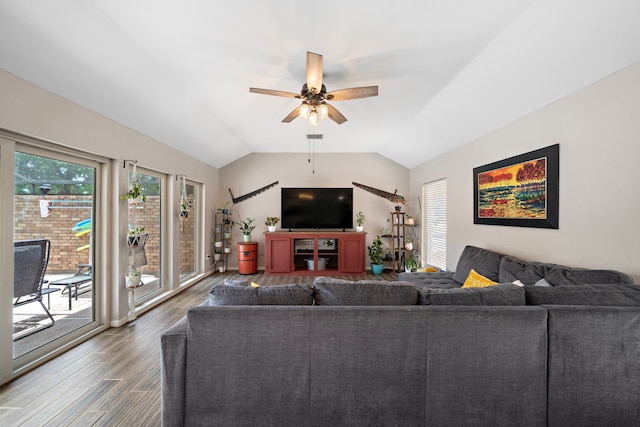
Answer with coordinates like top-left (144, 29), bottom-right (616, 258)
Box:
top-left (473, 144), bottom-right (559, 229)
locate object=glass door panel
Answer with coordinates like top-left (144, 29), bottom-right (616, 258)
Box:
top-left (13, 150), bottom-right (96, 358)
top-left (179, 181), bottom-right (198, 281)
top-left (126, 168), bottom-right (164, 303)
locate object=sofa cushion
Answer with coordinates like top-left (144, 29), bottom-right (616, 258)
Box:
top-left (419, 283), bottom-right (525, 306)
top-left (462, 269), bottom-right (498, 288)
top-left (525, 283), bottom-right (640, 306)
top-left (498, 256), bottom-right (550, 285)
top-left (452, 245), bottom-right (505, 284)
top-left (545, 266), bottom-right (634, 286)
top-left (312, 277), bottom-right (418, 305)
top-left (499, 255), bottom-right (635, 286)
top-left (208, 283), bottom-right (314, 305)
top-left (398, 271), bottom-right (459, 289)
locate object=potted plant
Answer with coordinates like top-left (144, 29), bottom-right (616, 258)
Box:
top-left (214, 247), bottom-right (222, 261)
top-left (405, 236), bottom-right (414, 251)
top-left (126, 265), bottom-right (141, 288)
top-left (120, 180), bottom-right (147, 203)
top-left (367, 235), bottom-right (384, 275)
top-left (405, 256), bottom-right (418, 273)
top-left (238, 217), bottom-right (256, 242)
top-left (180, 202), bottom-right (189, 217)
top-left (390, 193), bottom-right (406, 212)
top-left (355, 211), bottom-right (365, 232)
top-left (265, 216), bottom-right (280, 232)
top-left (406, 214), bottom-right (414, 225)
top-left (221, 201), bottom-right (232, 214)
top-left (127, 226), bottom-right (148, 248)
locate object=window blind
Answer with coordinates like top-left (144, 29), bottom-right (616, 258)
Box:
top-left (423, 178), bottom-right (446, 270)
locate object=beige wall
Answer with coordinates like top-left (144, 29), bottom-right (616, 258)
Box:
top-left (410, 63), bottom-right (640, 283)
top-left (219, 152), bottom-right (410, 269)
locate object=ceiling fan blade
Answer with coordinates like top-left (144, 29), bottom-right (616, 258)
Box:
top-left (250, 87), bottom-right (301, 98)
top-left (326, 103), bottom-right (347, 124)
top-left (306, 52), bottom-right (323, 95)
top-left (282, 105), bottom-right (302, 123)
top-left (326, 86), bottom-right (378, 101)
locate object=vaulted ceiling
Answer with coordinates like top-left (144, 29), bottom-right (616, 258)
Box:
top-left (1, 1), bottom-right (639, 168)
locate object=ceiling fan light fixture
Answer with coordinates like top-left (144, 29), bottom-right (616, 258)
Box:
top-left (299, 102), bottom-right (310, 118)
top-left (250, 52), bottom-right (378, 126)
top-left (309, 110), bottom-right (319, 126)
top-left (317, 102), bottom-right (328, 120)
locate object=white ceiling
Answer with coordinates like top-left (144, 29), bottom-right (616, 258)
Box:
top-left (1, 0), bottom-right (639, 169)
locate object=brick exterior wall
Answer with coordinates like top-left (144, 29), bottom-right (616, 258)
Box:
top-left (15, 195), bottom-right (93, 273)
top-left (14, 195), bottom-right (195, 274)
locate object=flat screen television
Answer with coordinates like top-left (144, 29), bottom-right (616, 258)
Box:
top-left (281, 187), bottom-right (353, 230)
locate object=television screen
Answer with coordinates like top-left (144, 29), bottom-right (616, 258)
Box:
top-left (281, 188), bottom-right (353, 230)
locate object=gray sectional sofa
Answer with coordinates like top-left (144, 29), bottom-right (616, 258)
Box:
top-left (161, 247), bottom-right (639, 426)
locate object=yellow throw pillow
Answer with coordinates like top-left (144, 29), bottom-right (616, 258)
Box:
top-left (250, 282), bottom-right (260, 288)
top-left (462, 269), bottom-right (497, 288)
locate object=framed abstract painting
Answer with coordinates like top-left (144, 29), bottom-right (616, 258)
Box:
top-left (473, 144), bottom-right (559, 229)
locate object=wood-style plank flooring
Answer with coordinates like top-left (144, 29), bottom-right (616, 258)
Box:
top-left (0, 270), bottom-right (398, 426)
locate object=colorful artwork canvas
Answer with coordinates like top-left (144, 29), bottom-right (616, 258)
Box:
top-left (473, 144), bottom-right (559, 229)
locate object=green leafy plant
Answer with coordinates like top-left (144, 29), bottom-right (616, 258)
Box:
top-left (237, 217), bottom-right (256, 235)
top-left (405, 256), bottom-right (418, 272)
top-left (120, 180), bottom-right (146, 202)
top-left (367, 235), bottom-right (384, 265)
top-left (127, 226), bottom-right (145, 236)
top-left (221, 201), bottom-right (232, 213)
top-left (265, 216), bottom-right (280, 226)
top-left (355, 211), bottom-right (366, 226)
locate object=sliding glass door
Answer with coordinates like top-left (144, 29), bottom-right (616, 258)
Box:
top-left (13, 146), bottom-right (100, 359)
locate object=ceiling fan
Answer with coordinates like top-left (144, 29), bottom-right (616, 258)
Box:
top-left (249, 51), bottom-right (378, 125)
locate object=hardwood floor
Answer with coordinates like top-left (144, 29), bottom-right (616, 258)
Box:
top-left (0, 270), bottom-right (399, 426)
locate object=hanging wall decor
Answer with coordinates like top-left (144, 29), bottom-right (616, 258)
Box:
top-left (473, 144), bottom-right (559, 229)
top-left (228, 181), bottom-right (279, 204)
top-left (352, 182), bottom-right (407, 207)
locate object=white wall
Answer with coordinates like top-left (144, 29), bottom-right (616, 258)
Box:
top-left (410, 64), bottom-right (640, 283)
top-left (219, 153), bottom-right (410, 269)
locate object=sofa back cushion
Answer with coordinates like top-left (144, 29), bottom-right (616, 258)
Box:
top-left (419, 283), bottom-right (525, 306)
top-left (545, 266), bottom-right (634, 286)
top-left (525, 283), bottom-right (640, 306)
top-left (312, 277), bottom-right (418, 305)
top-left (499, 255), bottom-right (634, 286)
top-left (185, 306), bottom-right (313, 425)
top-left (452, 245), bottom-right (505, 285)
top-left (208, 283), bottom-right (314, 305)
top-left (546, 306), bottom-right (640, 425)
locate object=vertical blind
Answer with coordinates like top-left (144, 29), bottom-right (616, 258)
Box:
top-left (423, 178), bottom-right (447, 271)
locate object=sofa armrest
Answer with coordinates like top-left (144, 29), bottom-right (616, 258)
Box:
top-left (161, 316), bottom-right (188, 427)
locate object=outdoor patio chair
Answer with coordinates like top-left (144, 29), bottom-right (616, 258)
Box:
top-left (48, 264), bottom-right (92, 310)
top-left (13, 239), bottom-right (59, 341)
